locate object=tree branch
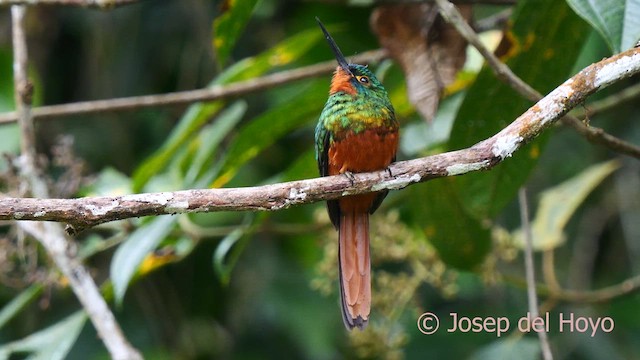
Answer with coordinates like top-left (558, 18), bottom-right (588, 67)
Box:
top-left (0, 0), bottom-right (139, 8)
top-left (506, 272), bottom-right (640, 304)
top-left (519, 188), bottom-right (553, 360)
top-left (10, 6), bottom-right (142, 360)
top-left (1, 47), bottom-right (639, 232)
top-left (577, 80), bottom-right (640, 118)
top-left (550, 274), bottom-right (640, 303)
top-left (473, 8), bottom-right (512, 32)
top-left (434, 0), bottom-right (640, 159)
top-left (0, 50), bottom-right (387, 124)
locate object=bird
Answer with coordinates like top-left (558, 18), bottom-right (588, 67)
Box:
top-left (314, 18), bottom-right (399, 330)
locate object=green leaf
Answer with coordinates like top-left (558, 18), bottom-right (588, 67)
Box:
top-left (470, 338), bottom-right (541, 360)
top-left (212, 80), bottom-right (326, 187)
top-left (623, 1), bottom-right (640, 49)
top-left (111, 216), bottom-right (177, 305)
top-left (213, 214), bottom-right (257, 285)
top-left (183, 101), bottom-right (247, 187)
top-left (514, 160), bottom-right (620, 250)
top-left (0, 311), bottom-right (87, 360)
top-left (447, 0), bottom-right (590, 218)
top-left (84, 167), bottom-right (133, 196)
top-left (133, 28), bottom-right (323, 192)
top-left (0, 284), bottom-right (43, 329)
top-left (407, 0), bottom-right (589, 268)
top-left (212, 0), bottom-right (259, 67)
top-left (132, 102), bottom-right (224, 192)
top-left (407, 178), bottom-right (491, 270)
top-left (0, 49), bottom-right (14, 113)
top-left (279, 149), bottom-right (316, 183)
top-left (0, 49), bottom-right (21, 159)
top-left (213, 228), bottom-right (245, 285)
top-left (214, 27), bottom-right (324, 85)
top-left (400, 92), bottom-right (464, 156)
top-left (566, 0), bottom-right (640, 53)
top-left (0, 49), bottom-right (44, 164)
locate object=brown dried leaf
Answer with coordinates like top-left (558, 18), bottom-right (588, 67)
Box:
top-left (371, 4), bottom-right (471, 122)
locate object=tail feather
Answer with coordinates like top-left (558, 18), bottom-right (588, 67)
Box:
top-left (339, 210), bottom-right (371, 330)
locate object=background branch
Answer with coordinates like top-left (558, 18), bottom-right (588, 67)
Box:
top-left (2, 0), bottom-right (637, 356)
top-left (505, 272), bottom-right (640, 304)
top-left (519, 188), bottom-right (553, 360)
top-left (1, 47), bottom-right (639, 232)
top-left (0, 50), bottom-right (387, 124)
top-left (10, 6), bottom-right (142, 360)
top-left (550, 274), bottom-right (640, 303)
top-left (575, 81), bottom-right (640, 118)
top-left (0, 0), bottom-right (139, 8)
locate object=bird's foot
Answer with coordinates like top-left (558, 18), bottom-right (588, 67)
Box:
top-left (385, 167), bottom-right (394, 178)
top-left (343, 171), bottom-right (356, 185)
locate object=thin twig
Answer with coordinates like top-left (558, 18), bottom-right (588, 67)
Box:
top-left (560, 116), bottom-right (640, 157)
top-left (552, 274), bottom-right (640, 303)
top-left (542, 249), bottom-right (561, 293)
top-left (11, 6), bottom-right (34, 162)
top-left (434, 0), bottom-right (640, 159)
top-left (505, 273), bottom-right (640, 303)
top-left (17, 222), bottom-right (142, 359)
top-left (519, 188), bottom-right (553, 360)
top-left (1, 47), bottom-right (639, 231)
top-left (576, 81), bottom-right (640, 118)
top-left (0, 0), bottom-right (140, 8)
top-left (473, 8), bottom-right (512, 32)
top-left (0, 50), bottom-right (387, 124)
top-left (434, 0), bottom-right (535, 96)
top-left (10, 6), bottom-right (142, 360)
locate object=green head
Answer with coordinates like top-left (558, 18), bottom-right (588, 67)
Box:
top-left (316, 18), bottom-right (389, 99)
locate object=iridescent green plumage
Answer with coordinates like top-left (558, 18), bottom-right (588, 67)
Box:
top-left (314, 18), bottom-right (399, 330)
top-left (314, 64), bottom-right (397, 169)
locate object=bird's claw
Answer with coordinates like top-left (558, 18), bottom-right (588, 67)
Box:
top-left (343, 171), bottom-right (356, 185)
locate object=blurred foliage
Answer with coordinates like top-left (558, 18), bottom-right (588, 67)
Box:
top-left (212, 0), bottom-right (259, 67)
top-left (512, 160), bottom-right (620, 251)
top-left (1, 0), bottom-right (640, 359)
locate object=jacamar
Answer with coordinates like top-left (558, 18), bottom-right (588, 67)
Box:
top-left (314, 18), bottom-right (399, 330)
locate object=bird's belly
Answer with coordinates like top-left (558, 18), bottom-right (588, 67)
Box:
top-left (328, 129), bottom-right (398, 175)
top-left (328, 129), bottom-right (398, 212)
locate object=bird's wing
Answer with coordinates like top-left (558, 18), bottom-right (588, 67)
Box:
top-left (316, 125), bottom-right (341, 229)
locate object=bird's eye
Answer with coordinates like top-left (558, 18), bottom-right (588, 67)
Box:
top-left (357, 76), bottom-right (369, 84)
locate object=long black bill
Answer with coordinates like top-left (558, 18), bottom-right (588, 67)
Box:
top-left (316, 17), bottom-right (354, 76)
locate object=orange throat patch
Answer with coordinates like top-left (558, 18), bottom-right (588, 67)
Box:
top-left (330, 67), bottom-right (356, 95)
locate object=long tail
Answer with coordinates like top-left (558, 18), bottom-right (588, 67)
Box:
top-left (338, 210), bottom-right (371, 330)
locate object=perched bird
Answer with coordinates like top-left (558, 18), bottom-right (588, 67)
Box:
top-left (314, 18), bottom-right (399, 330)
